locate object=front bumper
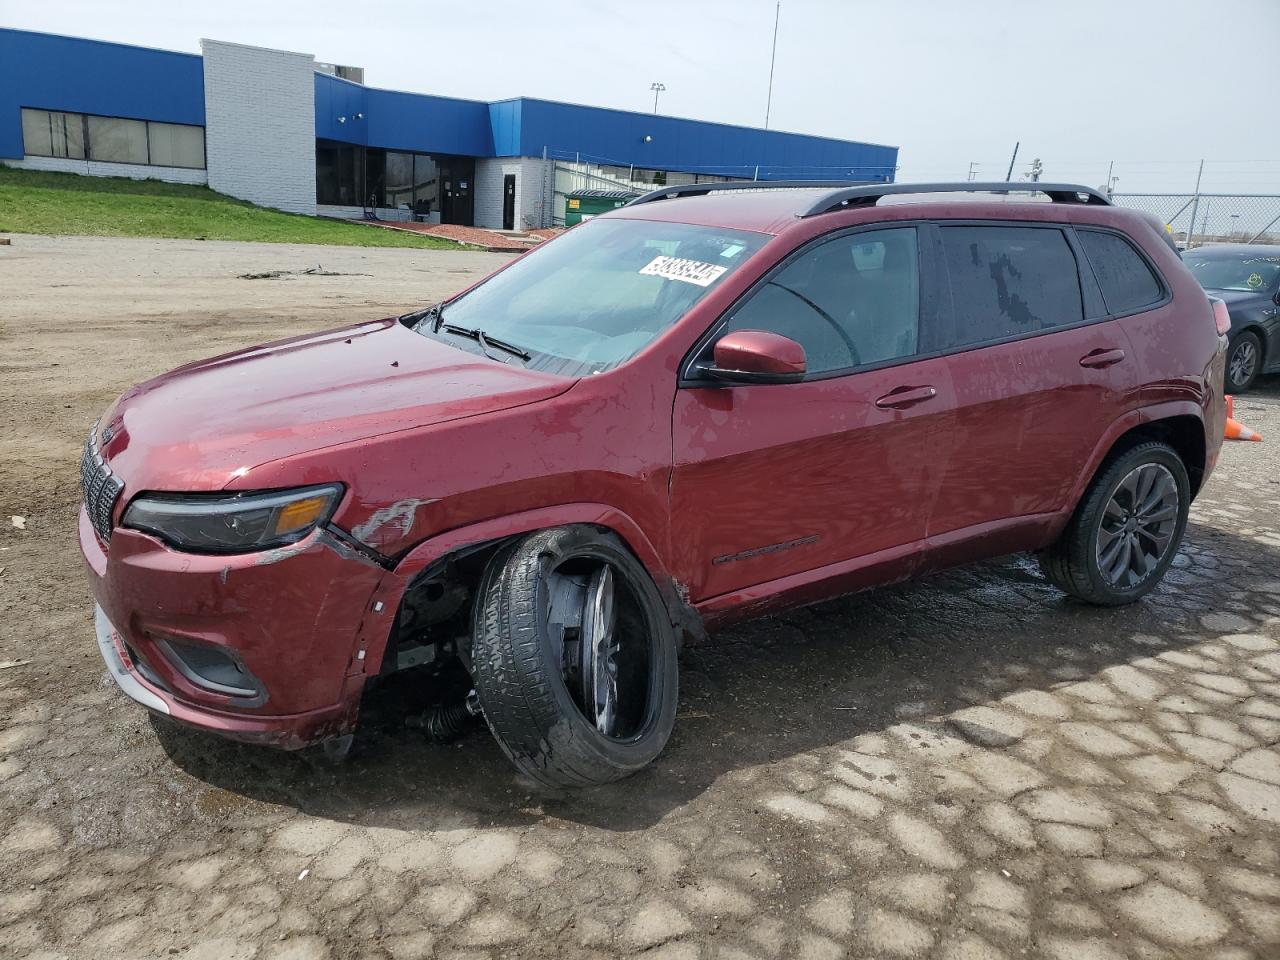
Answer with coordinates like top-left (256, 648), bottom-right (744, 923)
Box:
top-left (82, 507), bottom-right (388, 748)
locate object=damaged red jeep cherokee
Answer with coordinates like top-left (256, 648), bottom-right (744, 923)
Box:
top-left (82, 182), bottom-right (1227, 787)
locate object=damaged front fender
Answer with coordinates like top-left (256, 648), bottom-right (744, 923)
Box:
top-left (355, 503), bottom-right (704, 676)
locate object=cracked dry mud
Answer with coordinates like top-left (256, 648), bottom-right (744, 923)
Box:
top-left (3, 235), bottom-right (1280, 960)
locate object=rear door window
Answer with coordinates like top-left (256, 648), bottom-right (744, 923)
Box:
top-left (1078, 229), bottom-right (1164, 313)
top-left (931, 225), bottom-right (1084, 351)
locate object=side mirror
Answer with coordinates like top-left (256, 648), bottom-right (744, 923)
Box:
top-left (699, 330), bottom-right (806, 385)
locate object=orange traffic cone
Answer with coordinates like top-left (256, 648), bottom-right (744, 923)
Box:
top-left (1223, 397), bottom-right (1263, 441)
top-left (1226, 418), bottom-right (1263, 442)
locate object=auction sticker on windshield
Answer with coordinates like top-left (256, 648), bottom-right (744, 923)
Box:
top-left (640, 255), bottom-right (728, 287)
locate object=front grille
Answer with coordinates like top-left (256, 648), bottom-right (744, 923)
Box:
top-left (80, 423), bottom-right (124, 543)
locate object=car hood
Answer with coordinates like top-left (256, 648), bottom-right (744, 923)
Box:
top-left (1204, 288), bottom-right (1269, 307)
top-left (100, 318), bottom-right (575, 492)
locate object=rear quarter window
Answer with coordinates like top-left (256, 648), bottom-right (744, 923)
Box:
top-left (1078, 229), bottom-right (1164, 314)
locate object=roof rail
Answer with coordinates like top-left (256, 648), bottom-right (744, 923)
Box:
top-left (626, 180), bottom-right (868, 207)
top-left (623, 180), bottom-right (1111, 215)
top-left (799, 182), bottom-right (1110, 216)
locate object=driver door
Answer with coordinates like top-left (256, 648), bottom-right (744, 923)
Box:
top-left (668, 226), bottom-right (953, 604)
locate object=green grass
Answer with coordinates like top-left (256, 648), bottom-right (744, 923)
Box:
top-left (0, 166), bottom-right (461, 249)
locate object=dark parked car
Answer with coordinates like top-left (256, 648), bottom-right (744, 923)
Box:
top-left (1183, 244), bottom-right (1280, 393)
top-left (81, 182), bottom-right (1226, 786)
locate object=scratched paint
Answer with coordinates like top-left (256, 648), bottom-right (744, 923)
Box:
top-left (350, 498), bottom-right (436, 548)
top-left (251, 541), bottom-right (311, 567)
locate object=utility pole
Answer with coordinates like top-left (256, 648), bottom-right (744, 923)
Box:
top-left (1004, 142), bottom-right (1020, 182)
top-left (1104, 159), bottom-right (1114, 197)
top-left (967, 161), bottom-right (977, 182)
top-left (649, 82), bottom-right (666, 114)
top-left (1185, 159), bottom-right (1204, 249)
top-left (764, 1), bottom-right (781, 129)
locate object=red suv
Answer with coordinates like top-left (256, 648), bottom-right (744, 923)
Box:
top-left (81, 182), bottom-right (1227, 786)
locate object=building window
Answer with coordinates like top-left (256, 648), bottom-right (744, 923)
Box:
top-left (21, 109), bottom-right (86, 159)
top-left (87, 116), bottom-right (149, 165)
top-left (316, 140), bottom-right (359, 206)
top-left (363, 148), bottom-right (387, 209)
top-left (315, 141), bottom-right (446, 216)
top-left (147, 122), bottom-right (206, 169)
top-left (385, 151), bottom-right (414, 209)
top-left (412, 154), bottom-right (439, 217)
top-left (19, 108), bottom-right (205, 169)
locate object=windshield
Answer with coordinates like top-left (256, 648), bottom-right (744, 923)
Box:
top-left (1184, 252), bottom-right (1280, 293)
top-left (417, 218), bottom-right (769, 375)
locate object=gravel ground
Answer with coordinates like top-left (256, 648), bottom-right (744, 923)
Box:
top-left (2, 235), bottom-right (1280, 960)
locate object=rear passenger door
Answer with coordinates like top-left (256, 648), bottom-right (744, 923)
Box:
top-left (923, 222), bottom-right (1139, 553)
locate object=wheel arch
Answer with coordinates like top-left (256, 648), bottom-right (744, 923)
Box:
top-left (356, 504), bottom-right (702, 676)
top-left (1068, 404), bottom-right (1208, 520)
top-left (1233, 323), bottom-right (1271, 362)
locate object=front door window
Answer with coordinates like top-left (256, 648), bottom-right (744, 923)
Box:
top-left (718, 226), bottom-right (920, 375)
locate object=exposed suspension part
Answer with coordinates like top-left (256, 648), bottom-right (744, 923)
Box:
top-left (413, 689), bottom-right (483, 743)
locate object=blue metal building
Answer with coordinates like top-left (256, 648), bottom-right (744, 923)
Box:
top-left (0, 28), bottom-right (898, 227)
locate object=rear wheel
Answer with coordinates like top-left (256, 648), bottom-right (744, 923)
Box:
top-left (1226, 330), bottom-right (1262, 394)
top-left (1039, 441), bottom-right (1189, 606)
top-left (470, 526), bottom-right (678, 788)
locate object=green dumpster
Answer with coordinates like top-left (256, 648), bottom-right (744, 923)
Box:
top-left (564, 190), bottom-right (640, 227)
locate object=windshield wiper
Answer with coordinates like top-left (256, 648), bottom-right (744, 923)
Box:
top-left (439, 323), bottom-right (532, 363)
top-left (403, 301), bottom-right (445, 332)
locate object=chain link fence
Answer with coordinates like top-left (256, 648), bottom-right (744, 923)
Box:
top-left (1110, 193), bottom-right (1280, 247)
top-left (540, 160), bottom-right (1280, 245)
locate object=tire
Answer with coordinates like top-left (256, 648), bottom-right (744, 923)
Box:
top-left (1039, 441), bottom-right (1190, 606)
top-left (1225, 330), bottom-right (1262, 394)
top-left (470, 525), bottom-right (679, 788)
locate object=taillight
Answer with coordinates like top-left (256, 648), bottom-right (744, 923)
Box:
top-left (1210, 298), bottom-right (1231, 336)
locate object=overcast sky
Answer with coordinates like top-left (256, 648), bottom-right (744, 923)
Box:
top-left (7, 0), bottom-right (1279, 192)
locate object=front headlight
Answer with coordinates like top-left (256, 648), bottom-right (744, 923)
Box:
top-left (122, 484), bottom-right (343, 554)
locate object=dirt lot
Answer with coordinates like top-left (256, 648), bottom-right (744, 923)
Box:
top-left (3, 235), bottom-right (1280, 960)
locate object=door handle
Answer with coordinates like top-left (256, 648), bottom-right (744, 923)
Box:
top-left (1080, 348), bottom-right (1126, 369)
top-left (874, 385), bottom-right (937, 409)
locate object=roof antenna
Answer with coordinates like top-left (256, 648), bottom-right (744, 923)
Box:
top-left (1004, 141), bottom-right (1020, 182)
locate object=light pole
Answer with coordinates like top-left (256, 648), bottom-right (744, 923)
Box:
top-left (764, 1), bottom-right (781, 129)
top-left (650, 82), bottom-right (666, 114)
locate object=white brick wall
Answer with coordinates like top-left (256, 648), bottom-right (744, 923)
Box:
top-left (3, 156), bottom-right (208, 186)
top-left (201, 40), bottom-right (316, 215)
top-left (473, 156), bottom-right (552, 230)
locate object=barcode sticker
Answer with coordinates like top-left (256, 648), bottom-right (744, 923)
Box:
top-left (639, 255), bottom-right (728, 287)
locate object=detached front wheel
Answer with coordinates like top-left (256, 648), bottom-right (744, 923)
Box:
top-left (470, 526), bottom-right (678, 788)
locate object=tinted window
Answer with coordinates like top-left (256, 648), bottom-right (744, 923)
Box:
top-left (1079, 230), bottom-right (1163, 312)
top-left (413, 154), bottom-right (439, 216)
top-left (385, 151), bottom-right (415, 208)
top-left (86, 116), bottom-right (149, 164)
top-left (933, 226), bottom-right (1083, 350)
top-left (147, 122), bottom-right (205, 169)
top-left (21, 108), bottom-right (85, 159)
top-left (721, 227), bottom-right (920, 375)
top-left (21, 109), bottom-right (53, 156)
